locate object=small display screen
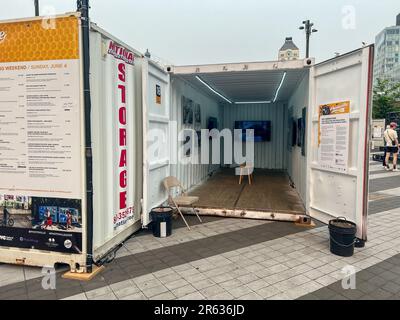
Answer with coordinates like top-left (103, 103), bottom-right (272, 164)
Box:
top-left (235, 121), bottom-right (272, 142)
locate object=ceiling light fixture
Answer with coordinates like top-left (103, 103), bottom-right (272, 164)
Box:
top-left (234, 101), bottom-right (272, 105)
top-left (273, 72), bottom-right (287, 103)
top-left (196, 76), bottom-right (233, 104)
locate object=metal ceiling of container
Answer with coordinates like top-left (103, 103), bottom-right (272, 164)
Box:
top-left (172, 60), bottom-right (311, 104)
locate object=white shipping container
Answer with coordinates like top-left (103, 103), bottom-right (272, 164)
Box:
top-left (0, 13), bottom-right (151, 272)
top-left (0, 11), bottom-right (374, 273)
top-left (89, 23), bottom-right (145, 262)
top-left (142, 46), bottom-right (374, 242)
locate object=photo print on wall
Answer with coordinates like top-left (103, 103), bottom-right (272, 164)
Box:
top-left (194, 103), bottom-right (201, 126)
top-left (301, 107), bottom-right (307, 156)
top-left (182, 96), bottom-right (193, 125)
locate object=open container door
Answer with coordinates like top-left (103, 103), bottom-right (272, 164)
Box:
top-left (307, 45), bottom-right (374, 240)
top-left (89, 24), bottom-right (144, 262)
top-left (142, 59), bottom-right (171, 227)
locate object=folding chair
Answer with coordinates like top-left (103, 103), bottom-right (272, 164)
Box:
top-left (163, 176), bottom-right (202, 230)
top-left (238, 162), bottom-right (254, 185)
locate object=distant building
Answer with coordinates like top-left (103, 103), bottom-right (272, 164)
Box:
top-left (374, 14), bottom-right (400, 85)
top-left (278, 37), bottom-right (299, 61)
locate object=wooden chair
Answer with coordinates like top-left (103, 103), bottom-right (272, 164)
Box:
top-left (163, 176), bottom-right (202, 230)
top-left (238, 163), bottom-right (254, 185)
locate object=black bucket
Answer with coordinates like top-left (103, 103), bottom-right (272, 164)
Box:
top-left (328, 217), bottom-right (357, 257)
top-left (150, 207), bottom-right (173, 238)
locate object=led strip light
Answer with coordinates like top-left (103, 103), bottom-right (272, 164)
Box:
top-left (196, 72), bottom-right (287, 105)
top-left (235, 101), bottom-right (272, 105)
top-left (273, 72), bottom-right (287, 103)
top-left (196, 75), bottom-right (233, 104)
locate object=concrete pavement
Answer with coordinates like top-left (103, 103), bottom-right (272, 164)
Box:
top-left (0, 157), bottom-right (399, 300)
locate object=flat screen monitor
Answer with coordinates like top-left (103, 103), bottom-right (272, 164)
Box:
top-left (235, 121), bottom-right (271, 142)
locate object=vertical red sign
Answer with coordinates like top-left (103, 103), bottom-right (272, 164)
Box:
top-left (118, 62), bottom-right (127, 211)
top-left (110, 41), bottom-right (135, 231)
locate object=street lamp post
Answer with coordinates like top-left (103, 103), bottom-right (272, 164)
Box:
top-left (77, 0), bottom-right (94, 274)
top-left (299, 20), bottom-right (318, 58)
top-left (34, 0), bottom-right (39, 16)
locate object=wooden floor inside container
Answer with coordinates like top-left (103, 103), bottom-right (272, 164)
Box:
top-left (188, 169), bottom-right (306, 214)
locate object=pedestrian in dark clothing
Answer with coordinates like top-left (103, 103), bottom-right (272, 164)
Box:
top-left (2, 207), bottom-right (9, 226)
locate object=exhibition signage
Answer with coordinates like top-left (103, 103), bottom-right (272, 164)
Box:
top-left (318, 101), bottom-right (350, 174)
top-left (0, 17), bottom-right (83, 253)
top-left (108, 40), bottom-right (136, 233)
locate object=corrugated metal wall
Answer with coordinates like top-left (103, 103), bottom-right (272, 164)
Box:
top-left (90, 31), bottom-right (142, 257)
top-left (170, 77), bottom-right (221, 191)
top-left (222, 103), bottom-right (287, 169)
top-left (287, 73), bottom-right (309, 203)
top-left (144, 61), bottom-right (171, 222)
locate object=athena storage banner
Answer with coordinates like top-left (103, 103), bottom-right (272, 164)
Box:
top-left (0, 16), bottom-right (83, 254)
top-left (107, 40), bottom-right (136, 234)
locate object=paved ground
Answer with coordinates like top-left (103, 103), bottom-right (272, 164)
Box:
top-left (298, 156), bottom-right (400, 300)
top-left (299, 254), bottom-right (400, 300)
top-left (0, 155), bottom-right (399, 300)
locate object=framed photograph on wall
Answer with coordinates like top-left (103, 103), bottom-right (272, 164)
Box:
top-left (287, 109), bottom-right (293, 151)
top-left (297, 118), bottom-right (302, 147)
top-left (301, 107), bottom-right (307, 156)
top-left (194, 103), bottom-right (201, 126)
top-left (182, 96), bottom-right (193, 125)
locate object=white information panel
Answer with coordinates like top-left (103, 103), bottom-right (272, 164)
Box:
top-left (0, 59), bottom-right (82, 199)
top-left (318, 101), bottom-right (350, 174)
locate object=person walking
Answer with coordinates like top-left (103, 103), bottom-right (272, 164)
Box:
top-left (383, 125), bottom-right (391, 168)
top-left (2, 207), bottom-right (9, 226)
top-left (384, 122), bottom-right (399, 172)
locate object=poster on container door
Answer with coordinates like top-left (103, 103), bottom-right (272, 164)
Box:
top-left (107, 41), bottom-right (136, 233)
top-left (0, 17), bottom-right (83, 254)
top-left (318, 101), bottom-right (350, 173)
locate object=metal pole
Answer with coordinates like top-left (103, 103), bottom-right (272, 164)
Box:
top-left (34, 0), bottom-right (39, 16)
top-left (77, 0), bottom-right (94, 274)
top-left (300, 20), bottom-right (317, 59)
top-left (305, 20), bottom-right (310, 58)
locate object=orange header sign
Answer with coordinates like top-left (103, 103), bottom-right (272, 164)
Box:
top-left (0, 16), bottom-right (80, 63)
top-left (319, 101), bottom-right (350, 117)
top-left (318, 100), bottom-right (351, 147)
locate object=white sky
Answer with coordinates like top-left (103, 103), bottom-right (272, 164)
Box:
top-left (1, 0), bottom-right (399, 64)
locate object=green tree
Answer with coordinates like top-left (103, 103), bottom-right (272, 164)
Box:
top-left (373, 78), bottom-right (400, 119)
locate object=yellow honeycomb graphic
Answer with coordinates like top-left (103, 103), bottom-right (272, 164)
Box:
top-left (0, 16), bottom-right (80, 63)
